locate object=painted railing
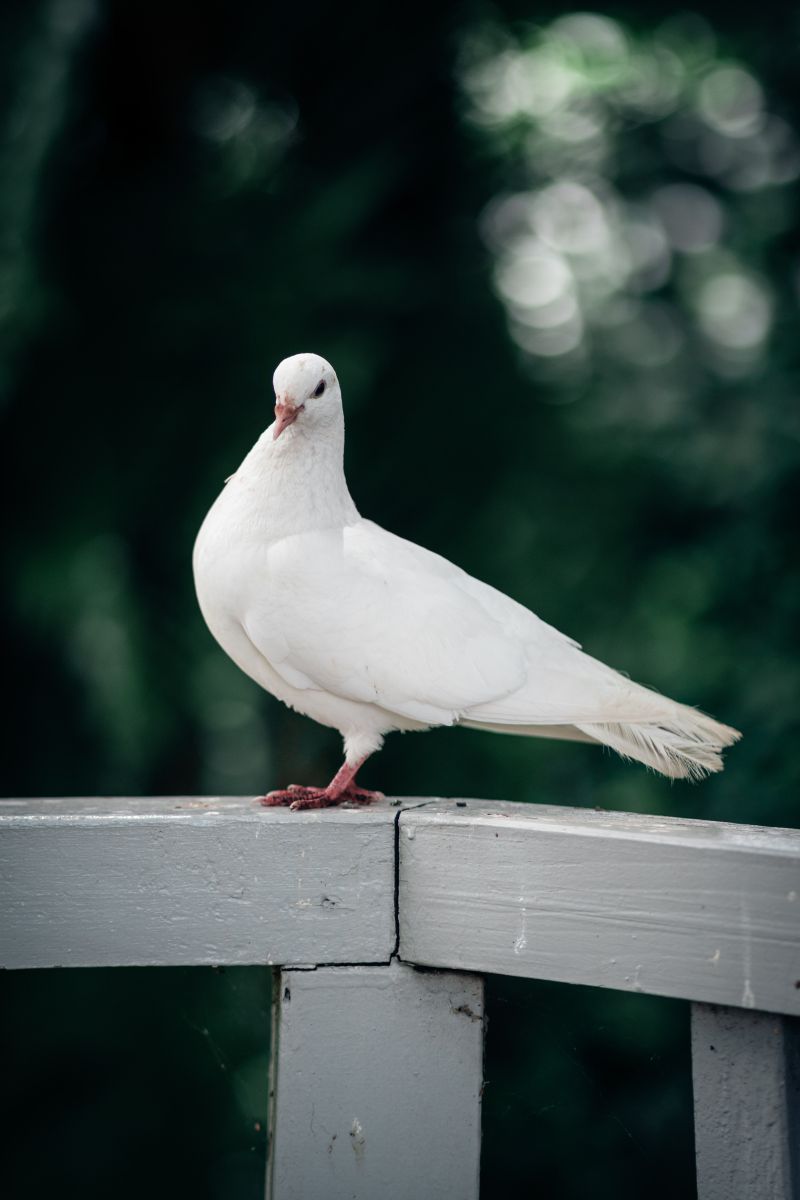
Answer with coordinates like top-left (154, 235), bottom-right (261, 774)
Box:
top-left (2, 796), bottom-right (798, 1199)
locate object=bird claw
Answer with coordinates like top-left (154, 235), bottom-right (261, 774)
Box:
top-left (259, 785), bottom-right (384, 811)
top-left (289, 789), bottom-right (341, 811)
top-left (259, 787), bottom-right (318, 808)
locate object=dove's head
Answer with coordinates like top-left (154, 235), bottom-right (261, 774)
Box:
top-left (271, 353), bottom-right (341, 441)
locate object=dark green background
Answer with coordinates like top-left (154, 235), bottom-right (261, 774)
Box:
top-left (2, 1), bottom-right (797, 1196)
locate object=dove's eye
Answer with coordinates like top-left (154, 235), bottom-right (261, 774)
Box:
top-left (312, 380), bottom-right (326, 398)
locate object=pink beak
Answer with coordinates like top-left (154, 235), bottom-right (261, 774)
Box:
top-left (273, 400), bottom-right (304, 440)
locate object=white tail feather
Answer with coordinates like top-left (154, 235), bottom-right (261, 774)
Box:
top-left (462, 701), bottom-right (741, 780)
top-left (576, 707), bottom-right (741, 780)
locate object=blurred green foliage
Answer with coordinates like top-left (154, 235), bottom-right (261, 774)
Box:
top-left (1, 0), bottom-right (797, 1197)
top-left (1, 967), bottom-right (272, 1199)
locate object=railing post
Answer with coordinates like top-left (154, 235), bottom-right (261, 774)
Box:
top-left (266, 960), bottom-right (484, 1200)
top-left (691, 1002), bottom-right (800, 1200)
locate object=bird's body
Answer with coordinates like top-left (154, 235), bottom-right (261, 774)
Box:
top-left (193, 353), bottom-right (739, 808)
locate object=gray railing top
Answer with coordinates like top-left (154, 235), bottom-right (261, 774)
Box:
top-left (2, 795), bottom-right (799, 1016)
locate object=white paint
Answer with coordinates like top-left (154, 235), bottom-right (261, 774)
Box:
top-left (739, 893), bottom-right (756, 1010)
top-left (0, 795), bottom-right (399, 968)
top-left (349, 1117), bottom-right (365, 1164)
top-left (269, 963), bottom-right (483, 1200)
top-left (399, 800), bottom-right (800, 1017)
top-left (513, 907), bottom-right (528, 955)
top-left (692, 1003), bottom-right (798, 1200)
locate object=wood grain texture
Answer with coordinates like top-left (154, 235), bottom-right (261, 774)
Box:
top-left (268, 962), bottom-right (483, 1200)
top-left (398, 800), bottom-right (800, 1016)
top-left (691, 1003), bottom-right (800, 1199)
top-left (0, 796), bottom-right (400, 968)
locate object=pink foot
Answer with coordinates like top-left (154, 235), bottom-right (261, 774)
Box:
top-left (260, 784), bottom-right (384, 811)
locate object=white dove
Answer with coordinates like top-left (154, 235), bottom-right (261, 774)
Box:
top-left (193, 352), bottom-right (740, 810)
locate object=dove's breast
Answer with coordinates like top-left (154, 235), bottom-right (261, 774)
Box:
top-left (192, 493), bottom-right (410, 744)
top-left (193, 491), bottom-right (288, 681)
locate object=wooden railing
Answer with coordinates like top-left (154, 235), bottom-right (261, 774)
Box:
top-left (2, 796), bottom-right (798, 1199)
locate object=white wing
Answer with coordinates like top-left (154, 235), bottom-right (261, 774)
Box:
top-left (243, 518), bottom-right (739, 778)
top-left (246, 519), bottom-right (657, 723)
top-left (243, 518), bottom-right (580, 726)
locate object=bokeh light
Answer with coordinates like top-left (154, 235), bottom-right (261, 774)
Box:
top-left (459, 11), bottom-right (797, 403)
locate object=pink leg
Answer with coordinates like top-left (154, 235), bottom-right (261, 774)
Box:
top-left (260, 757), bottom-right (384, 811)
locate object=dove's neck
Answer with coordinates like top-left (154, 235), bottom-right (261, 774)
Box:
top-left (235, 420), bottom-right (360, 540)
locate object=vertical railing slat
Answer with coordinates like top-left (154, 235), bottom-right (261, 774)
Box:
top-left (691, 1002), bottom-right (800, 1200)
top-left (267, 961), bottom-right (484, 1200)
